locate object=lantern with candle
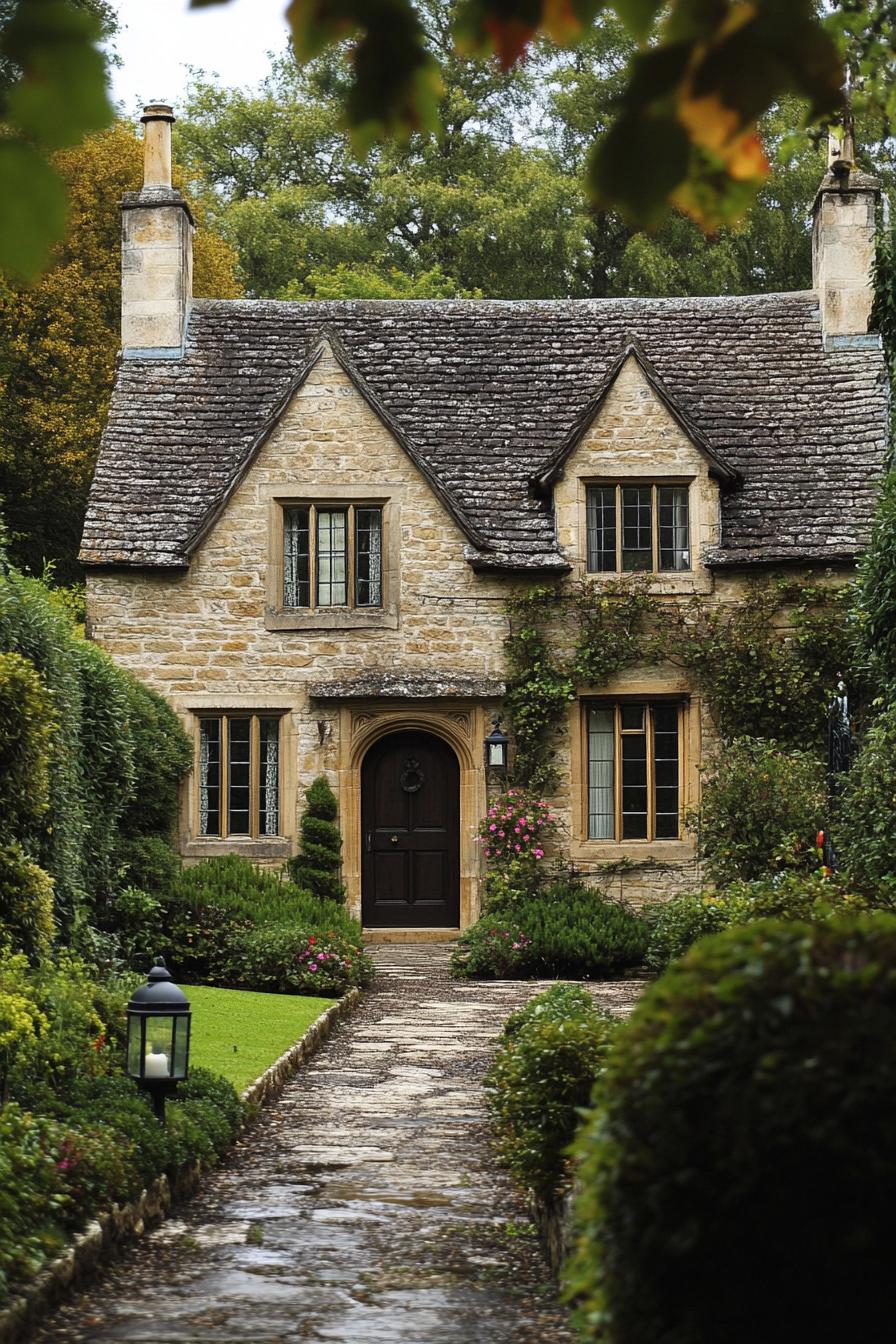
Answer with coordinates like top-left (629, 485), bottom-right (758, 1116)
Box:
top-left (126, 957), bottom-right (191, 1122)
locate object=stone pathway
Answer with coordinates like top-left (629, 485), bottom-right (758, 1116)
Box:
top-left (35, 946), bottom-right (642, 1344)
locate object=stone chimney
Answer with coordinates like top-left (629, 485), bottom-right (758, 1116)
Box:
top-left (812, 128), bottom-right (880, 349)
top-left (121, 104), bottom-right (194, 357)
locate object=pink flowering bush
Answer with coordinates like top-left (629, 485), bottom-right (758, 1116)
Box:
top-left (228, 925), bottom-right (373, 995)
top-left (478, 788), bottom-right (558, 872)
top-left (450, 919), bottom-right (533, 979)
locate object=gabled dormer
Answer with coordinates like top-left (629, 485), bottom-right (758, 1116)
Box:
top-left (534, 340), bottom-right (739, 593)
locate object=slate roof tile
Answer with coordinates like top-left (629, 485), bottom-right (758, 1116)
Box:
top-left (80, 293), bottom-right (888, 570)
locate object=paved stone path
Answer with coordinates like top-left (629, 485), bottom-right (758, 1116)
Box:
top-left (35, 946), bottom-right (642, 1344)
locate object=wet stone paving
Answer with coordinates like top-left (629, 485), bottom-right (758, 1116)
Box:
top-left (35, 945), bottom-right (642, 1344)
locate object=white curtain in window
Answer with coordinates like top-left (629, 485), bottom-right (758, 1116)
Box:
top-left (588, 708), bottom-right (614, 839)
top-left (199, 724), bottom-right (210, 835)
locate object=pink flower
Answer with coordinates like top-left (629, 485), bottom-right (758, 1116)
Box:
top-left (514, 844), bottom-right (521, 852)
top-left (309, 963), bottom-right (318, 972)
top-left (489, 824), bottom-right (497, 832)
top-left (534, 848), bottom-right (544, 858)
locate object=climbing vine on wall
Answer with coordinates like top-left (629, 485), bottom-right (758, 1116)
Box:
top-left (503, 575), bottom-right (855, 791)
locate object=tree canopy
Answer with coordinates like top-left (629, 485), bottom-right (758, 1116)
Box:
top-left (0, 123), bottom-right (242, 581)
top-left (2, 0), bottom-right (895, 279)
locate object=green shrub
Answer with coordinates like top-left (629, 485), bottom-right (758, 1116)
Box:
top-left (450, 917), bottom-right (533, 979)
top-left (452, 879), bottom-right (648, 980)
top-left (0, 843), bottom-right (55, 962)
top-left (0, 651), bottom-right (56, 843)
top-left (643, 874), bottom-right (872, 972)
top-left (73, 640), bottom-right (136, 897)
top-left (0, 1104), bottom-right (68, 1303)
top-left (568, 914), bottom-right (896, 1343)
top-left (692, 738), bottom-right (826, 886)
top-left (224, 924), bottom-right (372, 996)
top-left (837, 700), bottom-right (896, 899)
top-left (119, 681), bottom-right (192, 838)
top-left (100, 886), bottom-right (162, 969)
top-left (521, 880), bottom-right (648, 977)
top-left (288, 776), bottom-right (346, 903)
top-left (486, 985), bottom-right (618, 1196)
top-left (114, 834), bottom-right (182, 897)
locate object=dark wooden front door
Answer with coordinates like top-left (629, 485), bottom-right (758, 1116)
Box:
top-left (361, 731), bottom-right (460, 928)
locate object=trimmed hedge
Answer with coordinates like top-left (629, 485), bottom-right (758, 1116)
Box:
top-left (451, 879), bottom-right (648, 979)
top-left (0, 567), bottom-right (190, 937)
top-left (486, 985), bottom-right (618, 1196)
top-left (568, 914), bottom-right (896, 1343)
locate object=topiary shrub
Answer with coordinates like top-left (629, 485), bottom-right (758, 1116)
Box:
top-left (288, 776), bottom-right (346, 903)
top-left (691, 737), bottom-right (826, 886)
top-left (568, 914), bottom-right (896, 1343)
top-left (486, 984), bottom-right (619, 1196)
top-left (641, 890), bottom-right (745, 972)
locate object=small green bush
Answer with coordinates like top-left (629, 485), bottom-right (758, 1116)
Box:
top-left (119, 681), bottom-right (192, 839)
top-left (486, 985), bottom-right (618, 1196)
top-left (0, 843), bottom-right (55, 962)
top-left (114, 834), bottom-right (182, 896)
top-left (288, 776), bottom-right (346, 903)
top-left (568, 914), bottom-right (896, 1343)
top-left (452, 879), bottom-right (647, 980)
top-left (692, 737), bottom-right (826, 885)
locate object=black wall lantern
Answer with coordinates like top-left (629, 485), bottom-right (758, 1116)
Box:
top-left (126, 957), bottom-right (191, 1122)
top-left (484, 715), bottom-right (509, 773)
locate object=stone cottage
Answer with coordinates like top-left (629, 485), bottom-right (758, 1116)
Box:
top-left (81, 105), bottom-right (888, 933)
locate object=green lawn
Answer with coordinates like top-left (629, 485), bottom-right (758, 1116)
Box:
top-left (183, 985), bottom-right (336, 1091)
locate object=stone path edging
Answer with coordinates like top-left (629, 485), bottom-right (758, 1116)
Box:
top-left (0, 987), bottom-right (363, 1344)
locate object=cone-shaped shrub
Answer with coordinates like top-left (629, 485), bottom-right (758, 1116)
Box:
top-left (288, 776), bottom-right (345, 903)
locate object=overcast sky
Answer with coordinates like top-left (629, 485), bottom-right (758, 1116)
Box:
top-left (107, 0), bottom-right (291, 116)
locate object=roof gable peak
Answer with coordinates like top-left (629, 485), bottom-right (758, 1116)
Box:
top-left (533, 336), bottom-right (740, 492)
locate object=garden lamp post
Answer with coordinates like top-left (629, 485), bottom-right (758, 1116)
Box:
top-left (484, 716), bottom-right (509, 774)
top-left (126, 957), bottom-right (191, 1123)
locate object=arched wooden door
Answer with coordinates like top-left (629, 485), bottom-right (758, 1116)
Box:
top-left (361, 730), bottom-right (460, 928)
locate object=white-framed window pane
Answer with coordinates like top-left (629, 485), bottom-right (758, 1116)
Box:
top-left (588, 707), bottom-right (615, 839)
top-left (658, 487), bottom-right (690, 572)
top-left (316, 510), bottom-right (348, 606)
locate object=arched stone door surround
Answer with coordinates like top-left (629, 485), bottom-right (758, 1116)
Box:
top-left (337, 704), bottom-right (488, 931)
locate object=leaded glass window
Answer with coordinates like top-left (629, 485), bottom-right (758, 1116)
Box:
top-left (585, 484), bottom-right (690, 573)
top-left (281, 503), bottom-right (383, 610)
top-left (198, 714), bottom-right (281, 838)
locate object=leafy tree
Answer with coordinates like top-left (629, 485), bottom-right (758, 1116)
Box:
top-left (0, 123), bottom-right (242, 580)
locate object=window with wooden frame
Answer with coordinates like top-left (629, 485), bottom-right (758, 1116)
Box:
top-left (586, 483), bottom-right (690, 573)
top-left (586, 701), bottom-right (682, 841)
top-left (197, 714), bottom-right (282, 838)
top-left (283, 503), bottom-right (382, 610)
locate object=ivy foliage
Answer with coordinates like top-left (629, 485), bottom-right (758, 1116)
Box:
top-left (503, 575), bottom-right (850, 788)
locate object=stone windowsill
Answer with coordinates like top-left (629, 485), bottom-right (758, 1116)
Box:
top-left (568, 839), bottom-right (698, 866)
top-left (264, 606), bottom-right (399, 632)
top-left (183, 837), bottom-right (292, 861)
